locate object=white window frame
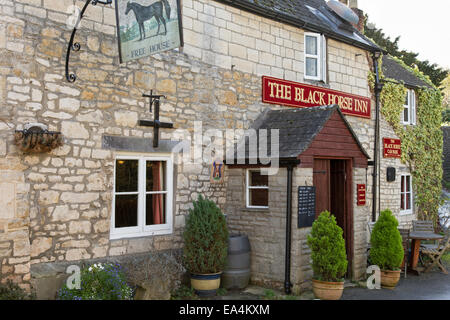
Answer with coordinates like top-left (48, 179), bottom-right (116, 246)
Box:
top-left (400, 174), bottom-right (413, 215)
top-left (246, 169), bottom-right (269, 209)
top-left (403, 89), bottom-right (416, 125)
top-left (304, 33), bottom-right (327, 82)
top-left (110, 154), bottom-right (173, 240)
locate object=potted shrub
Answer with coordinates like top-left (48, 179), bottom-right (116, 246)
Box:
top-left (369, 209), bottom-right (404, 288)
top-left (307, 211), bottom-right (347, 300)
top-left (183, 195), bottom-right (228, 296)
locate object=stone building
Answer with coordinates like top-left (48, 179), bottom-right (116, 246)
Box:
top-left (0, 0), bottom-right (432, 297)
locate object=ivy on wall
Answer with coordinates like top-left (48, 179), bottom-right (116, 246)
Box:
top-left (369, 56), bottom-right (444, 224)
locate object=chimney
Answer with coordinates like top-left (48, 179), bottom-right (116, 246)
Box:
top-left (351, 8), bottom-right (365, 33)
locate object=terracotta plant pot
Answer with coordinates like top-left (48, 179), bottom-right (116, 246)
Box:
top-left (190, 272), bottom-right (222, 296)
top-left (380, 269), bottom-right (401, 288)
top-left (312, 279), bottom-right (345, 300)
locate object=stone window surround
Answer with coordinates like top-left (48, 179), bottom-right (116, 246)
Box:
top-left (403, 88), bottom-right (416, 125)
top-left (304, 32), bottom-right (327, 82)
top-left (400, 174), bottom-right (413, 215)
top-left (110, 154), bottom-right (174, 240)
top-left (245, 169), bottom-right (269, 209)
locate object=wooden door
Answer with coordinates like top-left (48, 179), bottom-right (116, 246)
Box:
top-left (313, 159), bottom-right (330, 218)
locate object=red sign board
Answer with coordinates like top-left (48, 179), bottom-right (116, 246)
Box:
top-left (262, 76), bottom-right (371, 118)
top-left (357, 184), bottom-right (366, 206)
top-left (383, 138), bottom-right (401, 158)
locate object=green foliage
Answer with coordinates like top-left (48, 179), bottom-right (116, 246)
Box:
top-left (369, 56), bottom-right (444, 224)
top-left (171, 285), bottom-right (197, 300)
top-left (369, 209), bottom-right (404, 270)
top-left (0, 280), bottom-right (34, 300)
top-left (216, 287), bottom-right (227, 296)
top-left (364, 16), bottom-right (448, 87)
top-left (57, 263), bottom-right (134, 300)
top-left (183, 195), bottom-right (229, 274)
top-left (262, 289), bottom-right (276, 299)
top-left (307, 211), bottom-right (347, 282)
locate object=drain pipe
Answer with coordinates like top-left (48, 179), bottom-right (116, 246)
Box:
top-left (284, 160), bottom-right (299, 294)
top-left (371, 51), bottom-right (383, 222)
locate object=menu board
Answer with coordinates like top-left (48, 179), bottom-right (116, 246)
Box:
top-left (298, 186), bottom-right (316, 228)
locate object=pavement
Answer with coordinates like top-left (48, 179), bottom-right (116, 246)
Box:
top-left (342, 270), bottom-right (450, 300)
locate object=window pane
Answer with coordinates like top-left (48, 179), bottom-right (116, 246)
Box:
top-left (401, 194), bottom-right (405, 210)
top-left (306, 57), bottom-right (318, 77)
top-left (115, 194), bottom-right (138, 228)
top-left (250, 171), bottom-right (268, 187)
top-left (403, 107), bottom-right (409, 123)
top-left (250, 189), bottom-right (268, 207)
top-left (115, 160), bottom-right (138, 192)
top-left (401, 176), bottom-right (405, 193)
top-left (405, 91), bottom-right (409, 105)
top-left (305, 36), bottom-right (317, 55)
top-left (146, 161), bottom-right (166, 192)
top-left (406, 176), bottom-right (411, 192)
top-left (146, 193), bottom-right (166, 225)
top-left (406, 193), bottom-right (411, 210)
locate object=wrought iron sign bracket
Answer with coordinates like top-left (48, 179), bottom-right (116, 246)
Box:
top-left (65, 0), bottom-right (112, 82)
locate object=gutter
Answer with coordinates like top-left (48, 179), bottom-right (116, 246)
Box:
top-left (371, 53), bottom-right (384, 222)
top-left (282, 159), bottom-right (300, 294)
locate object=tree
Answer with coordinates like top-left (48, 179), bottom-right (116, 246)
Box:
top-left (364, 15), bottom-right (448, 88)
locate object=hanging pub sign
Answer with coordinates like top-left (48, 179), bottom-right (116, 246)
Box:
top-left (115, 0), bottom-right (183, 63)
top-left (357, 184), bottom-right (366, 206)
top-left (383, 138), bottom-right (401, 158)
top-left (262, 76), bottom-right (371, 118)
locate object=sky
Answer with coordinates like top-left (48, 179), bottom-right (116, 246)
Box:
top-left (358, 0), bottom-right (450, 70)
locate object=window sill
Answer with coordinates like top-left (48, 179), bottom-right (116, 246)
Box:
top-left (110, 229), bottom-right (172, 240)
top-left (241, 207), bottom-right (270, 212)
top-left (399, 210), bottom-right (413, 216)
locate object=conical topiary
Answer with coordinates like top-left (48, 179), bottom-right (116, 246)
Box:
top-left (183, 195), bottom-right (228, 274)
top-left (369, 209), bottom-right (404, 271)
top-left (307, 211), bottom-right (348, 282)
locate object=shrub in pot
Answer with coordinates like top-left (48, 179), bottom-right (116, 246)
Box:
top-left (307, 211), bottom-right (347, 300)
top-left (369, 209), bottom-right (404, 288)
top-left (183, 195), bottom-right (228, 296)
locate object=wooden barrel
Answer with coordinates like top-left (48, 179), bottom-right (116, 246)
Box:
top-left (221, 234), bottom-right (251, 289)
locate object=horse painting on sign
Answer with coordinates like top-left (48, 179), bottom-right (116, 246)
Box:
top-left (125, 0), bottom-right (171, 41)
top-left (115, 0), bottom-right (182, 62)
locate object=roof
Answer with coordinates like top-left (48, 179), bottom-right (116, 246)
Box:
top-left (227, 105), bottom-right (370, 164)
top-left (382, 56), bottom-right (433, 89)
top-left (214, 0), bottom-right (381, 52)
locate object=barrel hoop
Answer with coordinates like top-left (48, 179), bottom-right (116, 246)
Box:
top-left (190, 273), bottom-right (222, 280)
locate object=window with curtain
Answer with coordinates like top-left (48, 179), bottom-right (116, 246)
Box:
top-left (304, 32), bottom-right (326, 81)
top-left (111, 156), bottom-right (173, 239)
top-left (246, 169), bottom-right (269, 208)
top-left (400, 174), bottom-right (413, 214)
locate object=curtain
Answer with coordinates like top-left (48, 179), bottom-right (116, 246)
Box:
top-left (152, 161), bottom-right (163, 224)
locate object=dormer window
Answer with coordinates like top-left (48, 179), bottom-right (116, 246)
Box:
top-left (304, 33), bottom-right (327, 82)
top-left (403, 89), bottom-right (416, 125)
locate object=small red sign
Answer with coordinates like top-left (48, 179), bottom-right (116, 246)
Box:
top-left (383, 138), bottom-right (401, 158)
top-left (357, 184), bottom-right (366, 206)
top-left (262, 76), bottom-right (371, 119)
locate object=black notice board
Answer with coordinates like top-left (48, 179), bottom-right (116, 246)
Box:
top-left (298, 186), bottom-right (316, 228)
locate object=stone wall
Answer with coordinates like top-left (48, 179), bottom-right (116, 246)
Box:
top-left (0, 0), bottom-right (415, 294)
top-left (225, 165), bottom-right (370, 293)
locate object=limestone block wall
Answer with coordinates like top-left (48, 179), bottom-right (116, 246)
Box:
top-left (225, 165), bottom-right (371, 292)
top-left (0, 0), bottom-right (379, 290)
top-left (378, 113), bottom-right (416, 227)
